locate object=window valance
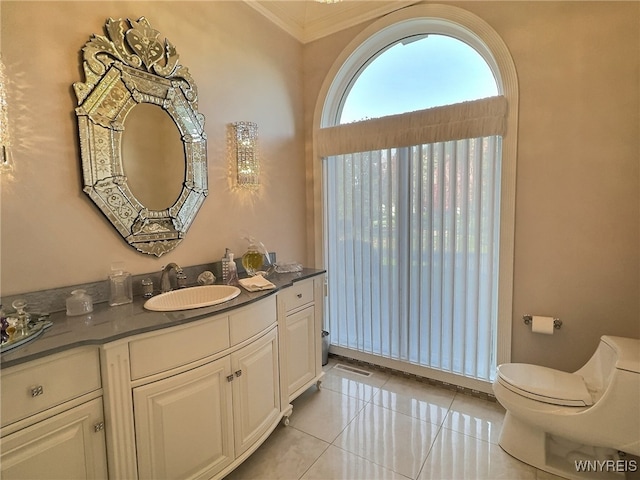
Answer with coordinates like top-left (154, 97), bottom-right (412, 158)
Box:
top-left (316, 95), bottom-right (507, 157)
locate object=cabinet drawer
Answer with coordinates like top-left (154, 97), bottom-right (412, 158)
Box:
top-left (280, 280), bottom-right (314, 313)
top-left (229, 296), bottom-right (276, 346)
top-left (1, 348), bottom-right (101, 428)
top-left (0, 397), bottom-right (108, 478)
top-left (129, 315), bottom-right (229, 380)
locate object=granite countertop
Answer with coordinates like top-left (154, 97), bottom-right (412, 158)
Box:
top-left (0, 269), bottom-right (325, 369)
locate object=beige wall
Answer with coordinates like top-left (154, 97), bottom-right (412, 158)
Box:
top-left (1, 1), bottom-right (638, 373)
top-left (303, 1), bottom-right (639, 372)
top-left (1, 1), bottom-right (307, 295)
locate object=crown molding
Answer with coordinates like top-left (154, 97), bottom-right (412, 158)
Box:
top-left (244, 1), bottom-right (419, 43)
top-left (246, 1), bottom-right (307, 41)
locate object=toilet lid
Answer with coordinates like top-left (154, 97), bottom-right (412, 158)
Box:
top-left (497, 363), bottom-right (593, 407)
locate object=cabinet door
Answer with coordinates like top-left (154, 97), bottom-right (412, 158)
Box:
top-left (133, 357), bottom-right (234, 480)
top-left (0, 397), bottom-right (107, 480)
top-left (231, 327), bottom-right (280, 456)
top-left (284, 305), bottom-right (316, 399)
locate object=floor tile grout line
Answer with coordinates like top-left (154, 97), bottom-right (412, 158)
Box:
top-left (325, 443), bottom-right (415, 480)
top-left (290, 381), bottom-right (390, 480)
top-left (282, 366), bottom-right (524, 480)
top-left (287, 382), bottom-right (374, 446)
top-left (414, 421), bottom-right (446, 480)
top-left (318, 366), bottom-right (461, 445)
top-left (328, 385), bottom-right (458, 480)
top-left (324, 383), bottom-right (377, 445)
top-left (295, 437), bottom-right (332, 480)
top-left (361, 392), bottom-right (446, 429)
top-left (319, 381), bottom-right (382, 404)
top-left (288, 424), bottom-right (331, 446)
top-left (411, 391), bottom-right (459, 480)
top-left (301, 365), bottom-right (513, 478)
top-left (227, 360), bottom-right (529, 480)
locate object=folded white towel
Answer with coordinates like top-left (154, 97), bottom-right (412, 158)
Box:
top-left (239, 274), bottom-right (276, 292)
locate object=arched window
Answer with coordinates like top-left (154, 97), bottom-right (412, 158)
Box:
top-left (315, 5), bottom-right (518, 391)
top-left (340, 34), bottom-right (498, 124)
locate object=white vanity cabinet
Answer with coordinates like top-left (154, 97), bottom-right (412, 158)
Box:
top-left (102, 294), bottom-right (281, 480)
top-left (0, 272), bottom-right (326, 480)
top-left (0, 348), bottom-right (107, 479)
top-left (231, 326), bottom-right (280, 456)
top-left (132, 327), bottom-right (280, 480)
top-left (133, 356), bottom-right (235, 479)
top-left (277, 275), bottom-right (326, 413)
top-left (281, 306), bottom-right (316, 397)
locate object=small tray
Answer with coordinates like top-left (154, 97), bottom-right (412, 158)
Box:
top-left (1, 317), bottom-right (53, 354)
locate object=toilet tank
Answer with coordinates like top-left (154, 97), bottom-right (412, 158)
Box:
top-left (575, 336), bottom-right (618, 402)
top-left (602, 335), bottom-right (640, 374)
top-left (576, 336), bottom-right (640, 403)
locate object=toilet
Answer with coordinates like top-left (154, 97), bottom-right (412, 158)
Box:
top-left (493, 335), bottom-right (640, 479)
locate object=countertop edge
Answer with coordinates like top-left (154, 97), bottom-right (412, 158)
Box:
top-left (1, 270), bottom-right (325, 369)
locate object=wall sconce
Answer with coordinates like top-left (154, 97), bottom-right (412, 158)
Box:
top-left (232, 121), bottom-right (259, 189)
top-left (0, 146), bottom-right (11, 173)
top-left (0, 55), bottom-right (12, 174)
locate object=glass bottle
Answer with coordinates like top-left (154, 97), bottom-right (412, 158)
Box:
top-left (109, 263), bottom-right (133, 306)
top-left (1, 305), bottom-right (8, 343)
top-left (242, 240), bottom-right (263, 276)
top-left (227, 254), bottom-right (239, 285)
top-left (142, 278), bottom-right (154, 298)
top-left (66, 289), bottom-right (93, 316)
top-left (11, 299), bottom-right (30, 336)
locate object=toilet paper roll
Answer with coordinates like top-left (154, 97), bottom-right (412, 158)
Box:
top-left (532, 315), bottom-right (555, 335)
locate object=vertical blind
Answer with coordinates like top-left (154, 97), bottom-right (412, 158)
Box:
top-left (320, 96), bottom-right (507, 382)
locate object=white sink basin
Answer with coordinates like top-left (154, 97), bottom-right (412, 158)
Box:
top-left (144, 285), bottom-right (241, 311)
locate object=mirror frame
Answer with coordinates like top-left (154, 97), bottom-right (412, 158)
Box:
top-left (73, 17), bottom-right (208, 257)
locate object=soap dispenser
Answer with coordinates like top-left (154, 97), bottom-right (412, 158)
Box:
top-left (109, 262), bottom-right (133, 306)
top-left (222, 248), bottom-right (231, 284)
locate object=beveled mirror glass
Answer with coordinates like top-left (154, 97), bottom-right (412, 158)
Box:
top-left (74, 17), bottom-right (208, 256)
top-left (122, 103), bottom-right (185, 210)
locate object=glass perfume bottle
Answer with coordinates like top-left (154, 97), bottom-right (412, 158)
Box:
top-left (109, 263), bottom-right (133, 306)
top-left (242, 238), bottom-right (263, 276)
top-left (66, 289), bottom-right (93, 316)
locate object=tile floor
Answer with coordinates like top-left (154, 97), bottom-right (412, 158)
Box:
top-left (225, 358), bottom-right (565, 480)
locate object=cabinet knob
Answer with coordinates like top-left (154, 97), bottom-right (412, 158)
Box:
top-left (297, 293), bottom-right (303, 299)
top-left (226, 374), bottom-right (234, 382)
top-left (94, 422), bottom-right (105, 432)
top-left (30, 385), bottom-right (44, 397)
top-left (235, 370), bottom-right (243, 377)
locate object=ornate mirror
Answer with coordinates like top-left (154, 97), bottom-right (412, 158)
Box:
top-left (73, 17), bottom-right (208, 256)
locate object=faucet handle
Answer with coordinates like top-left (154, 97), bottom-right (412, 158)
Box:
top-left (176, 272), bottom-right (187, 288)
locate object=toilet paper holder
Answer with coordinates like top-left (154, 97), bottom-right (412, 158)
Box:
top-left (523, 315), bottom-right (562, 329)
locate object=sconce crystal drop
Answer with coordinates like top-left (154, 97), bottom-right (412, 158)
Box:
top-left (0, 55), bottom-right (12, 173)
top-left (233, 121), bottom-right (259, 189)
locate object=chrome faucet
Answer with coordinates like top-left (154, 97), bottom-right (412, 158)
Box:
top-left (160, 263), bottom-right (187, 293)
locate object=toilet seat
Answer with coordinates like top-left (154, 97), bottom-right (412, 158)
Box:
top-left (497, 363), bottom-right (593, 407)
